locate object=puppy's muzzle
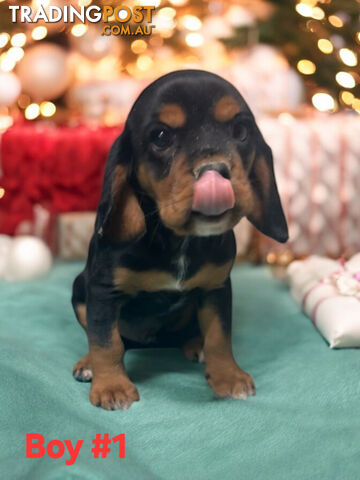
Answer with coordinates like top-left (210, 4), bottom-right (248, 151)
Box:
top-left (192, 162), bottom-right (235, 217)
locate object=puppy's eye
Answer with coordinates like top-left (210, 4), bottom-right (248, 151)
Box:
top-left (232, 116), bottom-right (248, 142)
top-left (150, 128), bottom-right (173, 150)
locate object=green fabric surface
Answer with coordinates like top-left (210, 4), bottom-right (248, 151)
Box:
top-left (1, 262), bottom-right (359, 480)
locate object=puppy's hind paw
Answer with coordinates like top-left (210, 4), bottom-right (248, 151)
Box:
top-left (73, 353), bottom-right (93, 382)
top-left (182, 336), bottom-right (204, 363)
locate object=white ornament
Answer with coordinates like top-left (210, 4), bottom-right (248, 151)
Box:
top-left (17, 43), bottom-right (71, 100)
top-left (71, 26), bottom-right (120, 61)
top-left (0, 72), bottom-right (21, 107)
top-left (0, 235), bottom-right (52, 282)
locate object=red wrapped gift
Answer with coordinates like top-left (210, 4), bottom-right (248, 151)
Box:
top-left (0, 122), bottom-right (122, 235)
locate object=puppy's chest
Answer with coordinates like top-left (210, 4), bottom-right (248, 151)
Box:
top-left (113, 251), bottom-right (232, 296)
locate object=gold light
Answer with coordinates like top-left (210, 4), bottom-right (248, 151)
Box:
top-left (339, 48), bottom-right (357, 67)
top-left (312, 92), bottom-right (336, 112)
top-left (297, 59), bottom-right (316, 74)
top-left (336, 71), bottom-right (356, 88)
top-left (185, 33), bottom-right (204, 47)
top-left (352, 98), bottom-right (360, 113)
top-left (328, 15), bottom-right (343, 28)
top-left (181, 15), bottom-right (202, 31)
top-left (78, 0), bottom-right (92, 5)
top-left (25, 103), bottom-right (40, 120)
top-left (158, 7), bottom-right (176, 18)
top-left (136, 54), bottom-right (153, 71)
top-left (357, 33), bottom-right (360, 44)
top-left (131, 39), bottom-right (147, 54)
top-left (295, 3), bottom-right (313, 17)
top-left (0, 32), bottom-right (10, 48)
top-left (11, 33), bottom-right (26, 47)
top-left (32, 26), bottom-right (47, 41)
top-left (139, 0), bottom-right (161, 7)
top-left (0, 54), bottom-right (16, 72)
top-left (340, 91), bottom-right (354, 105)
top-left (318, 38), bottom-right (333, 54)
top-left (169, 0), bottom-right (188, 5)
top-left (7, 47), bottom-right (24, 62)
top-left (0, 187), bottom-right (5, 199)
top-left (71, 24), bottom-right (88, 37)
top-left (40, 101), bottom-right (56, 117)
top-left (311, 7), bottom-right (325, 20)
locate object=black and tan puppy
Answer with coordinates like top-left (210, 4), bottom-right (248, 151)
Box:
top-left (72, 70), bottom-right (288, 410)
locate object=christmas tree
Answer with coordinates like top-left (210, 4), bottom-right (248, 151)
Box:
top-left (0, 0), bottom-right (359, 126)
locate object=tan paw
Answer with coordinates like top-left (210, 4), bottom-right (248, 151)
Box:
top-left (89, 378), bottom-right (140, 411)
top-left (205, 366), bottom-right (255, 400)
top-left (73, 353), bottom-right (93, 382)
top-left (182, 336), bottom-right (204, 363)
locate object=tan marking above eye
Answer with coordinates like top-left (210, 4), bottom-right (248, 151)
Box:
top-left (113, 261), bottom-right (232, 295)
top-left (213, 96), bottom-right (241, 122)
top-left (158, 103), bottom-right (186, 128)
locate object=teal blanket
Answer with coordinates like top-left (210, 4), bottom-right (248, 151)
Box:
top-left (1, 263), bottom-right (359, 479)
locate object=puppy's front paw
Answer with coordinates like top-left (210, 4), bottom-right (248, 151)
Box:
top-left (205, 366), bottom-right (255, 400)
top-left (90, 377), bottom-right (140, 411)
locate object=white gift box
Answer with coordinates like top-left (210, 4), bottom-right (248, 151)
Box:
top-left (287, 254), bottom-right (360, 348)
top-left (57, 212), bottom-right (95, 260)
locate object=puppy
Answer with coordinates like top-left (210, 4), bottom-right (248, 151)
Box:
top-left (72, 70), bottom-right (288, 410)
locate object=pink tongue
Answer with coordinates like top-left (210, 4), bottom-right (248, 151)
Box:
top-left (192, 170), bottom-right (235, 216)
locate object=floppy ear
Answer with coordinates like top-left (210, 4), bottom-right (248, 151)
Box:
top-left (246, 129), bottom-right (288, 243)
top-left (95, 127), bottom-right (146, 243)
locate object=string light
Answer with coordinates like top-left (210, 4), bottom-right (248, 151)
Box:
top-left (340, 91), bottom-right (354, 105)
top-left (318, 38), bottom-right (333, 54)
top-left (297, 59), bottom-right (316, 74)
top-left (139, 0), bottom-right (161, 7)
top-left (0, 32), bottom-right (10, 48)
top-left (31, 26), bottom-right (47, 41)
top-left (328, 15), bottom-right (343, 28)
top-left (311, 7), bottom-right (325, 20)
top-left (169, 0), bottom-right (188, 5)
top-left (7, 47), bottom-right (24, 62)
top-left (40, 101), bottom-right (56, 117)
top-left (136, 55), bottom-right (153, 71)
top-left (312, 92), bottom-right (336, 112)
top-left (295, 3), bottom-right (313, 17)
top-left (158, 7), bottom-right (176, 18)
top-left (181, 15), bottom-right (202, 31)
top-left (0, 54), bottom-right (16, 72)
top-left (10, 33), bottom-right (26, 48)
top-left (301, 0), bottom-right (317, 6)
top-left (185, 33), bottom-right (204, 47)
top-left (71, 24), bottom-right (88, 37)
top-left (25, 103), bottom-right (40, 120)
top-left (339, 48), bottom-right (357, 67)
top-left (336, 71), bottom-right (356, 88)
top-left (0, 187), bottom-right (5, 199)
top-left (131, 39), bottom-right (147, 54)
top-left (352, 98), bottom-right (360, 113)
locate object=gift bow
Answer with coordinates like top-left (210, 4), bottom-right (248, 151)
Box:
top-left (302, 259), bottom-right (360, 325)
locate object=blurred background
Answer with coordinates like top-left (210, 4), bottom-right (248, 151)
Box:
top-left (0, 0), bottom-right (360, 280)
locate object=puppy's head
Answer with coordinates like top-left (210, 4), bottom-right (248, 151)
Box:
top-left (97, 70), bottom-right (288, 242)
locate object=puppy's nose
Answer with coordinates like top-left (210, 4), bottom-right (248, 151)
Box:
top-left (195, 162), bottom-right (230, 180)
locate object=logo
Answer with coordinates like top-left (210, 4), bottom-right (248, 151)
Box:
top-left (9, 4), bottom-right (156, 37)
